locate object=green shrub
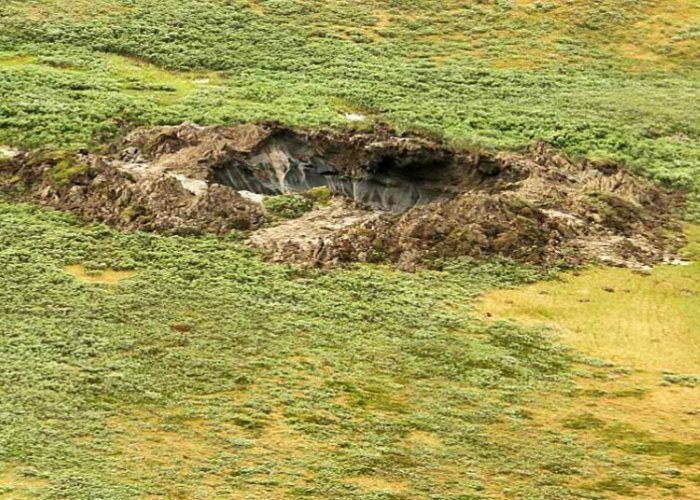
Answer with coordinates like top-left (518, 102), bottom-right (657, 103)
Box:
top-left (303, 186), bottom-right (332, 206)
top-left (563, 412), bottom-right (606, 430)
top-left (51, 158), bottom-right (89, 187)
top-left (662, 373), bottom-right (700, 388)
top-left (263, 193), bottom-right (313, 219)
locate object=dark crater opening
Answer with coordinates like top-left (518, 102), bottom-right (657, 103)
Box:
top-left (212, 133), bottom-right (461, 212)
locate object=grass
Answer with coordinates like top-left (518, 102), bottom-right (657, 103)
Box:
top-left (478, 225), bottom-right (700, 496)
top-left (0, 0), bottom-right (698, 215)
top-left (1, 1), bottom-right (700, 497)
top-left (106, 53), bottom-right (224, 106)
top-left (64, 264), bottom-right (136, 286)
top-left (479, 226), bottom-right (700, 373)
top-left (0, 200), bottom-right (565, 498)
top-left (0, 467), bottom-right (49, 498)
top-left (0, 199), bottom-right (697, 498)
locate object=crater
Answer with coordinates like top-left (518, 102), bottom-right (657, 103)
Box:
top-left (2, 122), bottom-right (685, 270)
top-left (210, 130), bottom-right (461, 212)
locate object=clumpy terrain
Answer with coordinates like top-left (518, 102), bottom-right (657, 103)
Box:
top-left (0, 123), bottom-right (686, 270)
top-left (1, 1), bottom-right (699, 213)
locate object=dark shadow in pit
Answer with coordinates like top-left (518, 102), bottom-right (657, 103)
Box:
top-left (212, 135), bottom-right (461, 212)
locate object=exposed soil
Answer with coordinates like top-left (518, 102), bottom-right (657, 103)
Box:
top-left (0, 122), bottom-right (686, 269)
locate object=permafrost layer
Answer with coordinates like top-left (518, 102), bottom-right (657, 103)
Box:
top-left (209, 129), bottom-right (459, 212)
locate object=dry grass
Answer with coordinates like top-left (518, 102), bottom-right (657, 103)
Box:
top-left (0, 467), bottom-right (49, 499)
top-left (617, 0), bottom-right (700, 64)
top-left (478, 224), bottom-right (700, 497)
top-left (248, 0), bottom-right (265, 16)
top-left (373, 10), bottom-right (391, 30)
top-left (525, 368), bottom-right (700, 497)
top-left (574, 372), bottom-right (699, 441)
top-left (344, 475), bottom-right (408, 493)
top-left (506, 0), bottom-right (700, 70)
top-left (107, 408), bottom-right (234, 499)
top-left (65, 264), bottom-right (135, 285)
top-left (479, 227), bottom-right (700, 373)
top-left (404, 430), bottom-right (442, 448)
top-left (108, 384), bottom-right (332, 497)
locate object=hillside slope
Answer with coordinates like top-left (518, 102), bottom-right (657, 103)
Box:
top-left (1, 2), bottom-right (699, 498)
top-left (1, 0), bottom-right (699, 210)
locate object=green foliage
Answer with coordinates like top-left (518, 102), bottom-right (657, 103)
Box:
top-left (585, 421), bottom-right (700, 466)
top-left (0, 0), bottom-right (699, 496)
top-left (263, 193), bottom-right (313, 219)
top-left (663, 372), bottom-right (700, 387)
top-left (625, 441), bottom-right (700, 466)
top-left (0, 199), bottom-right (664, 498)
top-left (0, 0), bottom-right (697, 207)
top-left (588, 478), bottom-right (638, 496)
top-left (50, 158), bottom-right (88, 186)
top-left (303, 186), bottom-right (332, 206)
top-left (563, 412), bottom-right (606, 430)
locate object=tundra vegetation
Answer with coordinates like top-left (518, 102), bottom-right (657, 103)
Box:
top-left (2, 201), bottom-right (699, 498)
top-left (1, 0), bottom-right (699, 212)
top-left (0, 0), bottom-right (699, 498)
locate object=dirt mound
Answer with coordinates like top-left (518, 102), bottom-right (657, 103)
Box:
top-left (0, 122), bottom-right (685, 269)
top-left (0, 146), bottom-right (264, 235)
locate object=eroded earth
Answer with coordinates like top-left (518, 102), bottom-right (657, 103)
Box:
top-left (0, 122), bottom-right (686, 270)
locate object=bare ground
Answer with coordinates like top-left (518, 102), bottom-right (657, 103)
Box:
top-left (0, 122), bottom-right (686, 270)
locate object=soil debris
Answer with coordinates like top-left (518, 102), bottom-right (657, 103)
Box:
top-left (0, 122), bottom-right (685, 269)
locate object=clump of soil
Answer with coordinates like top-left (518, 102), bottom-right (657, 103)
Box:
top-left (0, 122), bottom-right (685, 269)
top-left (0, 145), bottom-right (264, 235)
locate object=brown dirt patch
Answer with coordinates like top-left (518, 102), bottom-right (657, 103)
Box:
top-left (2, 123), bottom-right (685, 271)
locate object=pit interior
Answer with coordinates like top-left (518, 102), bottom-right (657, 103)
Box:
top-left (211, 134), bottom-right (461, 212)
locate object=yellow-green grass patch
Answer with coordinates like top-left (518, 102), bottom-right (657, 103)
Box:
top-left (65, 264), bottom-right (135, 286)
top-left (0, 54), bottom-right (37, 68)
top-left (105, 54), bottom-right (224, 106)
top-left (479, 226), bottom-right (700, 374)
top-left (0, 466), bottom-right (49, 499)
top-left (477, 225), bottom-right (700, 495)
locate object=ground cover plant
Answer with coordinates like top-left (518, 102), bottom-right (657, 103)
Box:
top-left (0, 0), bottom-right (699, 212)
top-left (1, 201), bottom-right (699, 498)
top-left (1, 1), bottom-right (700, 498)
top-left (479, 225), bottom-right (700, 498)
top-left (479, 224), bottom-right (700, 373)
